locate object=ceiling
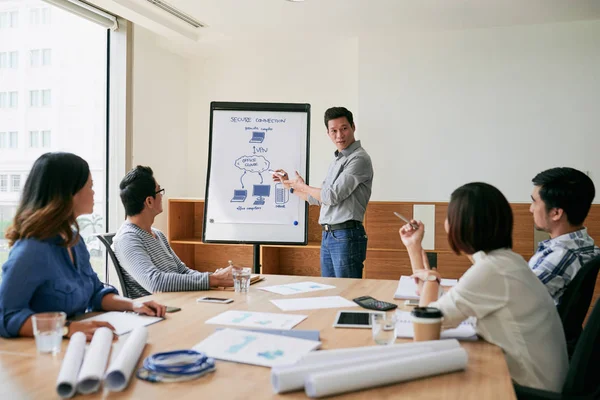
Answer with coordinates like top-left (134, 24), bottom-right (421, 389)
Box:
top-left (168, 0), bottom-right (600, 38)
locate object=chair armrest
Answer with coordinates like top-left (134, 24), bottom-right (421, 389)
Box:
top-left (514, 383), bottom-right (562, 400)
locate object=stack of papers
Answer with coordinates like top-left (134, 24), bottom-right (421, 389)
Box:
top-left (271, 296), bottom-right (357, 311)
top-left (394, 310), bottom-right (477, 340)
top-left (394, 276), bottom-right (458, 300)
top-left (259, 281), bottom-right (335, 295)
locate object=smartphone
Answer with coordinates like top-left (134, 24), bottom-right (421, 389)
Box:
top-left (196, 297), bottom-right (234, 304)
top-left (166, 306), bottom-right (182, 313)
top-left (404, 299), bottom-right (419, 307)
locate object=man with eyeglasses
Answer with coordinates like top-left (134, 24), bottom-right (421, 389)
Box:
top-left (113, 166), bottom-right (233, 299)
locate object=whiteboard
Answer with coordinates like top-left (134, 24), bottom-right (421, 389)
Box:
top-left (203, 102), bottom-right (310, 244)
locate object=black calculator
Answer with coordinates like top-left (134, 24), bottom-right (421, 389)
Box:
top-left (353, 296), bottom-right (398, 311)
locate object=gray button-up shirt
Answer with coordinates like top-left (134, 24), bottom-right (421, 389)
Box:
top-left (308, 140), bottom-right (373, 225)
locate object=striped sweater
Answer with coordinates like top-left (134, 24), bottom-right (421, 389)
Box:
top-left (112, 221), bottom-right (209, 298)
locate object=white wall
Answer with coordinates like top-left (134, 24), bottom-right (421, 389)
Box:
top-left (180, 20), bottom-right (600, 205)
top-left (359, 20), bottom-right (600, 202)
top-left (186, 38), bottom-right (359, 196)
top-left (131, 25), bottom-right (189, 231)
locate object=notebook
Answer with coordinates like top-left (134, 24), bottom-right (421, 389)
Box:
top-left (395, 311), bottom-right (478, 340)
top-left (394, 276), bottom-right (458, 300)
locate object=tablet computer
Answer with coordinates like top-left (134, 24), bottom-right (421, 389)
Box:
top-left (333, 310), bottom-right (384, 329)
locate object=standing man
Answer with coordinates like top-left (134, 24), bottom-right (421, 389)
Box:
top-left (274, 107), bottom-right (373, 278)
top-left (529, 167), bottom-right (600, 304)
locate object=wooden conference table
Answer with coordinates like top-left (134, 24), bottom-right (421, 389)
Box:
top-left (0, 275), bottom-right (515, 399)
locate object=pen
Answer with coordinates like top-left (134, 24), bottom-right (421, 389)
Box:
top-left (393, 212), bottom-right (419, 230)
top-left (268, 169), bottom-right (286, 177)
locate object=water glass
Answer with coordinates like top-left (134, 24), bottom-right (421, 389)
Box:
top-left (371, 313), bottom-right (397, 345)
top-left (32, 312), bottom-right (66, 354)
top-left (233, 267), bottom-right (252, 293)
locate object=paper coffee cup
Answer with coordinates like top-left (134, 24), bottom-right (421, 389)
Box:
top-left (411, 307), bottom-right (443, 341)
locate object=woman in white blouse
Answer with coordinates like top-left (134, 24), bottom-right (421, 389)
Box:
top-left (399, 182), bottom-right (568, 392)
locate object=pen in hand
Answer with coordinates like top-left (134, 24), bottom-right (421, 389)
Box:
top-left (393, 212), bottom-right (420, 230)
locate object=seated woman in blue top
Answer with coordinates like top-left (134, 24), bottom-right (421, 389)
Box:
top-left (0, 152), bottom-right (166, 340)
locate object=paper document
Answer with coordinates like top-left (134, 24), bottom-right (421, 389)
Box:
top-left (83, 312), bottom-right (163, 335)
top-left (394, 276), bottom-right (457, 300)
top-left (205, 310), bottom-right (307, 330)
top-left (259, 281), bottom-right (335, 296)
top-left (395, 311), bottom-right (477, 340)
top-left (193, 328), bottom-right (321, 368)
top-left (271, 296), bottom-right (357, 311)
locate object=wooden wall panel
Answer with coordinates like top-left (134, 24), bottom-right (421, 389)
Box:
top-left (434, 204), bottom-right (451, 251)
top-left (170, 243), bottom-right (195, 269)
top-left (512, 204), bottom-right (534, 256)
top-left (168, 201), bottom-right (195, 240)
top-left (260, 247), bottom-right (280, 275)
top-left (437, 253), bottom-right (473, 279)
top-left (277, 248), bottom-right (321, 276)
top-left (193, 203), bottom-right (204, 239)
top-left (193, 244), bottom-right (253, 272)
top-left (365, 202), bottom-right (413, 250)
top-left (364, 250), bottom-right (411, 280)
top-left (307, 206), bottom-right (321, 244)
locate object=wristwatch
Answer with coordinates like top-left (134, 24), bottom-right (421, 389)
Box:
top-left (62, 321), bottom-right (72, 338)
top-left (426, 274), bottom-right (441, 284)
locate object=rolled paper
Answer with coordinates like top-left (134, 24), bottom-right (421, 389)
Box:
top-left (56, 332), bottom-right (86, 398)
top-left (104, 327), bottom-right (148, 391)
top-left (304, 347), bottom-right (469, 398)
top-left (76, 327), bottom-right (113, 394)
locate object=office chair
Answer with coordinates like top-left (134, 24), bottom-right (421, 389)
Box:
top-left (557, 255), bottom-right (600, 358)
top-left (514, 298), bottom-right (600, 400)
top-left (95, 233), bottom-right (135, 299)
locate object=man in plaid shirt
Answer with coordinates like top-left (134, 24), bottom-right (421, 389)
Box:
top-left (529, 167), bottom-right (600, 305)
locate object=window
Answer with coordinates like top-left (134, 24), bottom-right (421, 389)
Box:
top-left (0, 175), bottom-right (7, 192)
top-left (29, 90), bottom-right (39, 107)
top-left (8, 92), bottom-right (17, 108)
top-left (42, 130), bottom-right (51, 148)
top-left (29, 8), bottom-right (49, 25)
top-left (9, 51), bottom-right (17, 68)
top-left (30, 49), bottom-right (39, 67)
top-left (1, 0), bottom-right (114, 283)
top-left (42, 89), bottom-right (51, 106)
top-left (0, 11), bottom-right (18, 29)
top-left (10, 175), bottom-right (20, 192)
top-left (9, 132), bottom-right (18, 148)
top-left (29, 130), bottom-right (39, 148)
top-left (42, 49), bottom-right (51, 66)
top-left (0, 132), bottom-right (5, 148)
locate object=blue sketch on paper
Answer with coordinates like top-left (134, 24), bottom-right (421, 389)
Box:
top-left (226, 336), bottom-right (257, 354)
top-left (274, 183), bottom-right (289, 204)
top-left (230, 189), bottom-right (248, 203)
top-left (309, 285), bottom-right (322, 289)
top-left (232, 313), bottom-right (253, 324)
top-left (249, 131), bottom-right (265, 143)
top-left (252, 184), bottom-right (271, 206)
top-left (255, 320), bottom-right (272, 326)
top-left (234, 155), bottom-right (270, 189)
top-left (257, 350), bottom-right (284, 360)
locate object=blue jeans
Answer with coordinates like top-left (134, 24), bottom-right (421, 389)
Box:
top-left (320, 225), bottom-right (368, 278)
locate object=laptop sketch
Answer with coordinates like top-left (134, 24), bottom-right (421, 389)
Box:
top-left (249, 131), bottom-right (265, 143)
top-left (230, 189), bottom-right (247, 202)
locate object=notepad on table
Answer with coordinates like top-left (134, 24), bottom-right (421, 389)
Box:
top-left (395, 311), bottom-right (477, 340)
top-left (394, 276), bottom-right (458, 300)
top-left (82, 312), bottom-right (164, 335)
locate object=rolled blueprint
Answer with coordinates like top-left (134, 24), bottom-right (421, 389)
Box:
top-left (56, 332), bottom-right (86, 398)
top-left (304, 347), bottom-right (469, 398)
top-left (272, 346), bottom-right (427, 393)
top-left (297, 338), bottom-right (460, 365)
top-left (76, 327), bottom-right (113, 394)
top-left (104, 327), bottom-right (148, 391)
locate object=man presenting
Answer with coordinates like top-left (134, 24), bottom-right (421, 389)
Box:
top-left (274, 107), bottom-right (373, 278)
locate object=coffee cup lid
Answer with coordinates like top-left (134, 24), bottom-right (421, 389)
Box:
top-left (411, 307), bottom-right (443, 319)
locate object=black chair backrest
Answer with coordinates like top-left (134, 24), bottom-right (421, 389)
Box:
top-left (557, 255), bottom-right (600, 357)
top-left (96, 233), bottom-right (130, 299)
top-left (562, 298), bottom-right (600, 398)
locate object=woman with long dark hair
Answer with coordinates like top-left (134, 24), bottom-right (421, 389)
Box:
top-left (0, 152), bottom-right (165, 340)
top-left (399, 182), bottom-right (567, 392)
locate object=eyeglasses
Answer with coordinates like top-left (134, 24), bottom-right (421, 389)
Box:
top-left (155, 188), bottom-right (165, 196)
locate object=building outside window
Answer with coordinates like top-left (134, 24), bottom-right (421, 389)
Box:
top-left (8, 132), bottom-right (18, 148)
top-left (8, 91), bottom-right (17, 107)
top-left (10, 175), bottom-right (20, 192)
top-left (42, 130), bottom-right (51, 148)
top-left (29, 130), bottom-right (39, 148)
top-left (0, 175), bottom-right (7, 192)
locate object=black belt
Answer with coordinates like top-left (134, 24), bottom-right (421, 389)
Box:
top-left (321, 220), bottom-right (362, 232)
